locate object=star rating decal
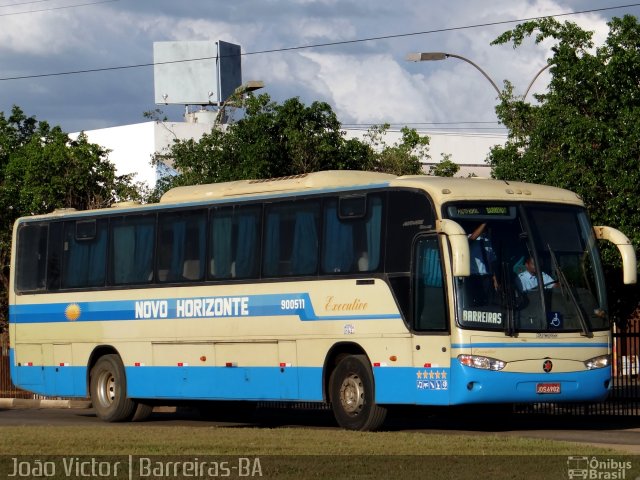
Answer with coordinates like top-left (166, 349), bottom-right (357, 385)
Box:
top-left (416, 368), bottom-right (449, 391)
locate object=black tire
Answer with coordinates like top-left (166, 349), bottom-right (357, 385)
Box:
top-left (329, 354), bottom-right (387, 431)
top-left (131, 403), bottom-right (154, 422)
top-left (90, 354), bottom-right (137, 422)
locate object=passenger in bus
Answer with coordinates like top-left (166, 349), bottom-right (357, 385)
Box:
top-left (466, 223), bottom-right (499, 306)
top-left (517, 257), bottom-right (556, 292)
top-left (468, 224), bottom-right (496, 277)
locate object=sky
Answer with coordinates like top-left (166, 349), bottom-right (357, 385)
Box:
top-left (0, 0), bottom-right (638, 135)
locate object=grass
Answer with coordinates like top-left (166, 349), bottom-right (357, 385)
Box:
top-left (0, 412), bottom-right (634, 479)
top-left (0, 424), bottom-right (620, 456)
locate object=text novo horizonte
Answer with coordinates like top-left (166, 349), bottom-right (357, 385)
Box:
top-left (135, 297), bottom-right (250, 320)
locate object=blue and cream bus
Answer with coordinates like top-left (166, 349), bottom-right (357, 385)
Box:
top-left (9, 171), bottom-right (636, 430)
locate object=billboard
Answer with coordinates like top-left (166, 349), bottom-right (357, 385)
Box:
top-left (153, 40), bottom-right (242, 105)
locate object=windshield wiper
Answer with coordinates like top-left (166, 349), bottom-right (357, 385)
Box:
top-left (548, 247), bottom-right (593, 338)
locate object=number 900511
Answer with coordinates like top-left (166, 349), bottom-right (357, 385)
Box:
top-left (281, 299), bottom-right (305, 310)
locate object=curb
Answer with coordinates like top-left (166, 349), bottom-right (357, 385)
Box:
top-left (0, 399), bottom-right (176, 413)
top-left (0, 398), bottom-right (92, 409)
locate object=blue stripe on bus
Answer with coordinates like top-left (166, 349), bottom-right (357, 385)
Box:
top-left (9, 293), bottom-right (401, 324)
top-left (9, 348), bottom-right (86, 397)
top-left (9, 347), bottom-right (610, 405)
top-left (451, 342), bottom-right (609, 349)
top-left (126, 366), bottom-right (324, 401)
top-left (9, 352), bottom-right (326, 401)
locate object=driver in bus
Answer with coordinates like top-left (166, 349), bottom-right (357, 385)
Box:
top-left (517, 257), bottom-right (557, 292)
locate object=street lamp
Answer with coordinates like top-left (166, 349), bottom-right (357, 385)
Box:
top-left (233, 80), bottom-right (265, 97)
top-left (406, 52), bottom-right (501, 96)
top-left (406, 51), bottom-right (550, 101)
top-left (216, 80), bottom-right (265, 125)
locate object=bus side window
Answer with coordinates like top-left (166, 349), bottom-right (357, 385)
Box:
top-left (210, 205), bottom-right (261, 280)
top-left (62, 219), bottom-right (108, 289)
top-left (386, 190), bottom-right (435, 274)
top-left (321, 195), bottom-right (382, 274)
top-left (16, 223), bottom-right (48, 292)
top-left (110, 215), bottom-right (156, 285)
top-left (46, 222), bottom-right (63, 291)
top-left (414, 236), bottom-right (447, 331)
top-left (157, 210), bottom-right (206, 283)
top-left (322, 199), bottom-right (354, 273)
top-left (263, 201), bottom-right (319, 277)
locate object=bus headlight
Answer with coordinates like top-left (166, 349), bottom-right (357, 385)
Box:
top-left (584, 354), bottom-right (610, 370)
top-left (458, 354), bottom-right (506, 371)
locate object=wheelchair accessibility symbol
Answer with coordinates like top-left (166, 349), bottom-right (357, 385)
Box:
top-left (547, 312), bottom-right (563, 328)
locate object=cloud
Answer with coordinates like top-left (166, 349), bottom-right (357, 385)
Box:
top-left (299, 52), bottom-right (433, 124)
top-left (0, 0), bottom-right (632, 132)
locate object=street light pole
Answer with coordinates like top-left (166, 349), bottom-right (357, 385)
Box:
top-left (406, 52), bottom-right (501, 96)
top-left (522, 63), bottom-right (550, 100)
top-left (406, 51), bottom-right (551, 101)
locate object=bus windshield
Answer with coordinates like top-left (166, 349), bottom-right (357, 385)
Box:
top-left (446, 203), bottom-right (608, 335)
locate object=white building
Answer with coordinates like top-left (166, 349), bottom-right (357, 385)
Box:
top-left (343, 128), bottom-right (505, 178)
top-left (74, 120), bottom-right (506, 189)
top-left (71, 120), bottom-right (212, 188)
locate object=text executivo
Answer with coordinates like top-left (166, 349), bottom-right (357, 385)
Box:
top-left (135, 297), bottom-right (249, 319)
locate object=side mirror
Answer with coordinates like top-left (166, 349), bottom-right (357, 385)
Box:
top-left (436, 219), bottom-right (470, 277)
top-left (593, 226), bottom-right (637, 285)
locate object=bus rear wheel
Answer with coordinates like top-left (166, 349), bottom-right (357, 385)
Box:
top-left (329, 354), bottom-right (387, 431)
top-left (90, 354), bottom-right (137, 422)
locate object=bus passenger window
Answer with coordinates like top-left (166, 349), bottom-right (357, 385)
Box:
top-left (322, 196), bottom-right (382, 274)
top-left (16, 223), bottom-right (48, 292)
top-left (110, 215), bottom-right (156, 285)
top-left (62, 219), bottom-right (108, 289)
top-left (210, 206), bottom-right (260, 280)
top-left (157, 210), bottom-right (206, 283)
top-left (263, 202), bottom-right (319, 277)
top-left (386, 190), bottom-right (434, 274)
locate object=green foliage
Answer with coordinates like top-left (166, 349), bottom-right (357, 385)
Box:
top-left (0, 106), bottom-right (141, 331)
top-left (152, 95), bottom-right (428, 198)
top-left (362, 124), bottom-right (429, 175)
top-left (489, 15), bottom-right (640, 320)
top-left (429, 153), bottom-right (460, 177)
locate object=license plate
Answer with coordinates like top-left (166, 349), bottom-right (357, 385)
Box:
top-left (536, 383), bottom-right (561, 394)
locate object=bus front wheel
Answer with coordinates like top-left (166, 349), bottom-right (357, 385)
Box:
top-left (90, 354), bottom-right (137, 422)
top-left (329, 354), bottom-right (387, 431)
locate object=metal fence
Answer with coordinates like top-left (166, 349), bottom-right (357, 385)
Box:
top-left (0, 332), bottom-right (34, 399)
top-left (1, 320), bottom-right (639, 413)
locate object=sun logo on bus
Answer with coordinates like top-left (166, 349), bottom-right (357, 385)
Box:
top-left (65, 303), bottom-right (81, 321)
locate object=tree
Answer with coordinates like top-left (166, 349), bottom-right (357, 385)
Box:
top-left (0, 106), bottom-right (142, 331)
top-left (151, 94), bottom-right (428, 198)
top-left (429, 153), bottom-right (460, 177)
top-left (488, 15), bottom-right (640, 320)
top-left (362, 124), bottom-right (430, 175)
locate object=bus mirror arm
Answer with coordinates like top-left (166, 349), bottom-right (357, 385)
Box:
top-left (437, 219), bottom-right (470, 277)
top-left (593, 226), bottom-right (637, 285)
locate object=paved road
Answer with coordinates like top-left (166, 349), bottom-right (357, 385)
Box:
top-left (1, 405), bottom-right (639, 453)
